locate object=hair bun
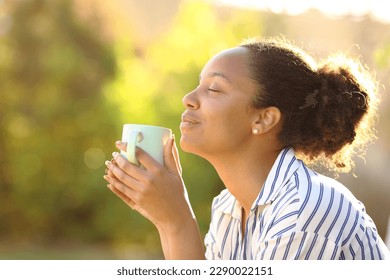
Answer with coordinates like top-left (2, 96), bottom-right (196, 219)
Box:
top-left (305, 54), bottom-right (378, 171)
top-left (318, 62), bottom-right (368, 112)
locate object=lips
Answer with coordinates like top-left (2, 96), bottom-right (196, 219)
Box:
top-left (181, 113), bottom-right (200, 124)
top-left (180, 113), bottom-right (200, 129)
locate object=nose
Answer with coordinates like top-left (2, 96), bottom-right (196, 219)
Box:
top-left (182, 87), bottom-right (200, 110)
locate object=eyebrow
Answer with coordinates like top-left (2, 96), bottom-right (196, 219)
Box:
top-left (199, 72), bottom-right (232, 83)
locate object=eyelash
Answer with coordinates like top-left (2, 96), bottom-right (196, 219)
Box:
top-left (208, 88), bottom-right (219, 93)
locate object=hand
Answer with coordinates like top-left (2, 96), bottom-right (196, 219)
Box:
top-left (103, 136), bottom-right (194, 234)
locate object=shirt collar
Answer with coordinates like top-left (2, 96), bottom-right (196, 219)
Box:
top-left (213, 147), bottom-right (301, 218)
top-left (212, 189), bottom-right (241, 219)
top-left (251, 147), bottom-right (301, 210)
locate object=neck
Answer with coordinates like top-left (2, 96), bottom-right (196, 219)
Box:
top-left (207, 145), bottom-right (280, 214)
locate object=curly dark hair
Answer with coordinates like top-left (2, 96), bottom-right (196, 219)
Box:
top-left (240, 36), bottom-right (379, 173)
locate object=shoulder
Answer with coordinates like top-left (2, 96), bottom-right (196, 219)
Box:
top-left (298, 169), bottom-right (362, 216)
top-left (293, 167), bottom-right (365, 244)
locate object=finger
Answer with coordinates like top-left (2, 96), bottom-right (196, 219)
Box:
top-left (135, 146), bottom-right (161, 171)
top-left (164, 136), bottom-right (181, 176)
top-left (105, 159), bottom-right (143, 192)
top-left (115, 141), bottom-right (127, 153)
top-left (106, 168), bottom-right (117, 179)
top-left (112, 152), bottom-right (146, 182)
top-left (172, 137), bottom-right (183, 175)
top-left (105, 174), bottom-right (138, 202)
top-left (107, 184), bottom-right (136, 209)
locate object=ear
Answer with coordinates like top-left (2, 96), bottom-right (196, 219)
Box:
top-left (252, 106), bottom-right (281, 134)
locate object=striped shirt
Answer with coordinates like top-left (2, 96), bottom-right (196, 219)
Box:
top-left (205, 148), bottom-right (389, 260)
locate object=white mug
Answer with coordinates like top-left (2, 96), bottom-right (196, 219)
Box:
top-left (121, 124), bottom-right (172, 166)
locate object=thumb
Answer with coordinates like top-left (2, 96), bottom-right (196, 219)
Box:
top-left (115, 141), bottom-right (127, 153)
top-left (164, 135), bottom-right (182, 176)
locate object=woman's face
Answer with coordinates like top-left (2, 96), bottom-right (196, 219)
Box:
top-left (180, 47), bottom-right (260, 158)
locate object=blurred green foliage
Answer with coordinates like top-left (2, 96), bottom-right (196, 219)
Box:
top-left (0, 0), bottom-right (120, 246)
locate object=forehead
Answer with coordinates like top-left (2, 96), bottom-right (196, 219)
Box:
top-left (200, 47), bottom-right (251, 82)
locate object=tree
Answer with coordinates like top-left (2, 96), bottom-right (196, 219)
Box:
top-left (0, 0), bottom-right (117, 246)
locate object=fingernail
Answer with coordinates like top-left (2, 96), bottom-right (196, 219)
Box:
top-left (112, 152), bottom-right (118, 158)
top-left (115, 141), bottom-right (122, 146)
top-left (103, 175), bottom-right (109, 181)
top-left (105, 160), bottom-right (112, 167)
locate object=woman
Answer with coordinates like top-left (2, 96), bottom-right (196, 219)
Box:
top-left (104, 37), bottom-right (389, 260)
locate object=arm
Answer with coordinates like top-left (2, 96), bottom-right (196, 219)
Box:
top-left (104, 137), bottom-right (205, 259)
top-left (157, 215), bottom-right (204, 259)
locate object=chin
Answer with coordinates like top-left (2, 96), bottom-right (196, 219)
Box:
top-left (179, 135), bottom-right (192, 152)
top-left (179, 135), bottom-right (202, 155)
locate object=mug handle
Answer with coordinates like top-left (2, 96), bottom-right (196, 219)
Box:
top-left (127, 129), bottom-right (143, 165)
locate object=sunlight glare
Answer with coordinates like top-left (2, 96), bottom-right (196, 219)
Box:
top-left (215, 0), bottom-right (390, 23)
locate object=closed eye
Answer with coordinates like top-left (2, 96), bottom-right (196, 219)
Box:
top-left (208, 88), bottom-right (220, 92)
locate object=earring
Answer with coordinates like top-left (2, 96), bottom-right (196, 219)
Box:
top-left (252, 128), bottom-right (260, 135)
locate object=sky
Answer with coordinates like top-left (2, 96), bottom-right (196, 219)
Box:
top-left (215, 0), bottom-right (390, 24)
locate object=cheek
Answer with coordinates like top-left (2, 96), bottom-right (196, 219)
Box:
top-left (205, 109), bottom-right (252, 148)
top-left (214, 105), bottom-right (251, 134)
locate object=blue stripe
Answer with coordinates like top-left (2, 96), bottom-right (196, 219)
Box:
top-left (221, 219), bottom-right (233, 256)
top-left (304, 234), bottom-right (318, 260)
top-left (356, 234), bottom-right (365, 260)
top-left (376, 244), bottom-right (382, 260)
top-left (342, 211), bottom-right (359, 246)
top-left (272, 185), bottom-right (296, 214)
top-left (232, 220), bottom-right (240, 259)
top-left (257, 214), bottom-right (265, 243)
top-left (255, 151), bottom-right (295, 208)
top-left (365, 230), bottom-right (374, 259)
top-left (217, 213), bottom-right (226, 231)
top-left (274, 210), bottom-right (300, 224)
top-left (242, 218), bottom-right (250, 260)
top-left (255, 186), bottom-right (266, 206)
top-left (270, 236), bottom-right (282, 259)
top-left (349, 245), bottom-right (356, 259)
top-left (260, 241), bottom-right (269, 259)
top-left (335, 202), bottom-right (352, 244)
top-left (272, 211), bottom-right (299, 228)
top-left (330, 245), bottom-right (338, 260)
top-left (264, 149), bottom-right (289, 202)
top-left (314, 187), bottom-right (334, 233)
top-left (298, 166), bottom-right (312, 214)
top-left (370, 229), bottom-right (377, 241)
top-left (290, 198), bottom-right (299, 204)
top-left (283, 156), bottom-right (296, 182)
top-left (302, 183), bottom-right (324, 231)
top-left (271, 223), bottom-right (296, 239)
top-left (224, 199), bottom-right (236, 215)
top-left (340, 250), bottom-right (345, 260)
top-left (294, 231), bottom-right (308, 259)
top-left (318, 238), bottom-right (328, 259)
top-left (215, 191), bottom-right (230, 208)
top-left (283, 232), bottom-right (296, 259)
top-left (294, 172), bottom-right (299, 189)
top-left (251, 207), bottom-right (259, 234)
top-left (325, 194), bottom-right (344, 238)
